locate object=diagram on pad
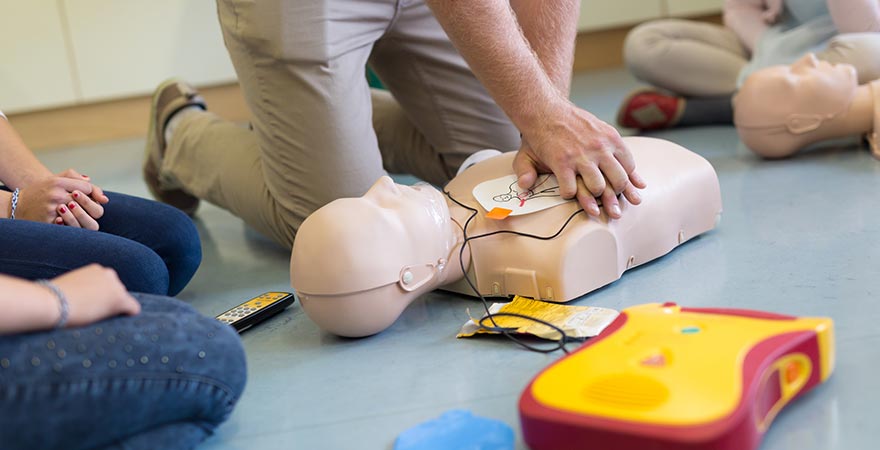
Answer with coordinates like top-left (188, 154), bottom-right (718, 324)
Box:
top-left (473, 174), bottom-right (573, 216)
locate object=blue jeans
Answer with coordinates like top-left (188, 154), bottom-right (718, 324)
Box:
top-left (0, 191), bottom-right (201, 296)
top-left (0, 294), bottom-right (247, 450)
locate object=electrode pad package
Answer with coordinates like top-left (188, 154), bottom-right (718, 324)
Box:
top-left (458, 296), bottom-right (619, 340)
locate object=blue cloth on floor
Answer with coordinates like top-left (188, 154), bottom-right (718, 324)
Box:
top-left (394, 409), bottom-right (514, 450)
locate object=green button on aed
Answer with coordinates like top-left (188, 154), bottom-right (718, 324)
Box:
top-left (681, 326), bottom-right (701, 334)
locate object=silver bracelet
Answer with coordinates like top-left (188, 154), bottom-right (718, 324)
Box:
top-left (37, 279), bottom-right (70, 329)
top-left (10, 188), bottom-right (20, 219)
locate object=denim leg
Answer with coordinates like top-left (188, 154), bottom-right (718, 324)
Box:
top-left (96, 422), bottom-right (213, 450)
top-left (0, 218), bottom-right (170, 295)
top-left (0, 294), bottom-right (247, 450)
top-left (97, 192), bottom-right (202, 296)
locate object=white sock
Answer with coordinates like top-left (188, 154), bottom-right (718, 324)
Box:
top-left (456, 149), bottom-right (503, 176)
top-left (164, 106), bottom-right (203, 146)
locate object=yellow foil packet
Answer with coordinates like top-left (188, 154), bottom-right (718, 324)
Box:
top-left (458, 296), bottom-right (619, 341)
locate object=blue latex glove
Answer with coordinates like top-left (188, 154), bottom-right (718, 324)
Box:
top-left (394, 409), bottom-right (514, 450)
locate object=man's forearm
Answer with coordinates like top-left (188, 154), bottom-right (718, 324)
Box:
top-left (0, 119), bottom-right (53, 188)
top-left (425, 0), bottom-right (568, 135)
top-left (510, 0), bottom-right (579, 97)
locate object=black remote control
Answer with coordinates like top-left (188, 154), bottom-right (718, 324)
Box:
top-left (215, 292), bottom-right (295, 333)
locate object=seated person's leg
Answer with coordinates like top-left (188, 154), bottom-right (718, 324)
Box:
top-left (618, 19), bottom-right (750, 129)
top-left (0, 293), bottom-right (246, 450)
top-left (369, 1), bottom-right (521, 184)
top-left (0, 219), bottom-right (171, 295)
top-left (817, 33), bottom-right (880, 84)
top-left (97, 191), bottom-right (201, 296)
top-left (623, 19), bottom-right (749, 97)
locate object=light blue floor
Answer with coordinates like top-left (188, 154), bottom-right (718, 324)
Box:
top-left (38, 68), bottom-right (879, 450)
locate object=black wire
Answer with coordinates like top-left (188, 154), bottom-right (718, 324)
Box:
top-left (444, 188), bottom-right (589, 354)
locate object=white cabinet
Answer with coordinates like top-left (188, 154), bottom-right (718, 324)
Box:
top-left (578, 0), bottom-right (724, 32)
top-left (666, 0), bottom-right (725, 17)
top-left (63, 0), bottom-right (236, 102)
top-left (1, 1), bottom-right (726, 113)
top-left (579, 0), bottom-right (665, 31)
top-left (0, 0), bottom-right (235, 113)
top-left (0, 0), bottom-right (78, 113)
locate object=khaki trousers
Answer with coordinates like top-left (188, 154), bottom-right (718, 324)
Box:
top-left (624, 19), bottom-right (880, 97)
top-left (161, 0), bottom-right (520, 248)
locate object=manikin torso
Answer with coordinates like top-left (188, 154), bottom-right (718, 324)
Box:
top-left (442, 136), bottom-right (722, 302)
top-left (291, 136), bottom-right (722, 337)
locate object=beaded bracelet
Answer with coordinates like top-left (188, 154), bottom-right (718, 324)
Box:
top-left (37, 279), bottom-right (70, 329)
top-left (10, 188), bottom-right (20, 219)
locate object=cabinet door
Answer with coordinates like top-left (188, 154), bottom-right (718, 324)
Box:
top-left (63, 0), bottom-right (237, 102)
top-left (579, 0), bottom-right (665, 31)
top-left (0, 0), bottom-right (78, 113)
top-left (666, 0), bottom-right (724, 17)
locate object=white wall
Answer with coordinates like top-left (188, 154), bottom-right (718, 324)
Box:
top-left (0, 0), bottom-right (723, 114)
top-left (63, 0), bottom-right (236, 103)
top-left (579, 0), bottom-right (723, 31)
top-left (0, 0), bottom-right (78, 112)
top-left (0, 0), bottom-right (235, 114)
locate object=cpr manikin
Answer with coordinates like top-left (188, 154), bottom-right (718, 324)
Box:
top-left (734, 53), bottom-right (880, 158)
top-left (290, 137), bottom-right (722, 337)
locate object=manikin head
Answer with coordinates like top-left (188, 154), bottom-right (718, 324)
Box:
top-left (290, 177), bottom-right (459, 337)
top-left (734, 53), bottom-right (859, 158)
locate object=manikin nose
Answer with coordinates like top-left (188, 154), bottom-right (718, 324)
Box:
top-left (793, 53), bottom-right (819, 70)
top-left (370, 176), bottom-right (399, 194)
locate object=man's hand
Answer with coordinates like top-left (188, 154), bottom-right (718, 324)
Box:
top-left (514, 101), bottom-right (646, 219)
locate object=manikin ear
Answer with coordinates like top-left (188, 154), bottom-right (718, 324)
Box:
top-left (785, 114), bottom-right (824, 134)
top-left (398, 262), bottom-right (439, 292)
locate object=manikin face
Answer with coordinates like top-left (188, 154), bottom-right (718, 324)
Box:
top-left (290, 177), bottom-right (456, 296)
top-left (735, 54), bottom-right (858, 131)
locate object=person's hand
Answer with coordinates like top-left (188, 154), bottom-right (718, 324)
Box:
top-left (15, 173), bottom-right (106, 229)
top-left (514, 102), bottom-right (646, 219)
top-left (762, 1), bottom-right (784, 25)
top-left (49, 264), bottom-right (140, 327)
top-left (56, 168), bottom-right (109, 205)
top-left (53, 190), bottom-right (105, 229)
top-left (15, 176), bottom-right (94, 223)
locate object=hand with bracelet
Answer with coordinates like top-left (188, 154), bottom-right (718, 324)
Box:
top-left (0, 264), bottom-right (140, 335)
top-left (4, 169), bottom-right (109, 229)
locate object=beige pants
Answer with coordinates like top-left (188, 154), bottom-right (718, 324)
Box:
top-left (161, 0), bottom-right (520, 248)
top-left (624, 19), bottom-right (880, 97)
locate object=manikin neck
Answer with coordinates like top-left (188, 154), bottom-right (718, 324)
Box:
top-left (435, 197), bottom-right (473, 286)
top-left (815, 81), bottom-right (876, 139)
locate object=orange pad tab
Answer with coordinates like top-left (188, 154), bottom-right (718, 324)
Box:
top-left (486, 207), bottom-right (513, 220)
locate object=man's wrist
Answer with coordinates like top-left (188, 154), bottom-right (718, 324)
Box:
top-left (514, 92), bottom-right (571, 140)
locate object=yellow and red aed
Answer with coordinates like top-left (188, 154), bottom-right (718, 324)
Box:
top-left (519, 303), bottom-right (834, 450)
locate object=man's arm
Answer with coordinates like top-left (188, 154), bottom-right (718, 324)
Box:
top-left (509, 0), bottom-right (578, 96)
top-left (425, 0), bottom-right (644, 218)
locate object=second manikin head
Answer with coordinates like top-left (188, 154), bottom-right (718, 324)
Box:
top-left (734, 53), bottom-right (859, 158)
